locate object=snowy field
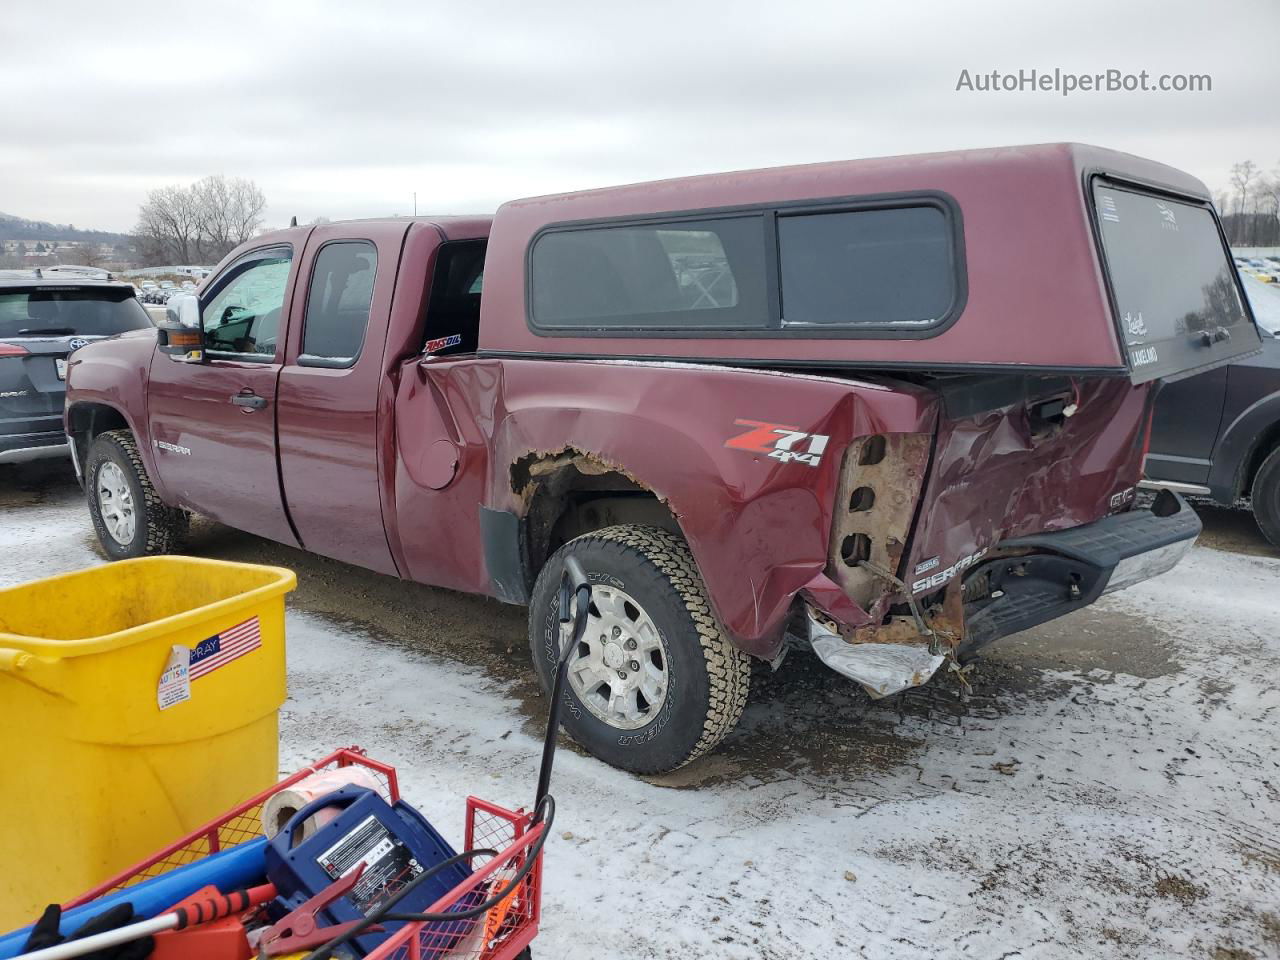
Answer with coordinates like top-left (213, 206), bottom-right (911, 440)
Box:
top-left (2, 464), bottom-right (1278, 959)
top-left (1243, 272), bottom-right (1280, 333)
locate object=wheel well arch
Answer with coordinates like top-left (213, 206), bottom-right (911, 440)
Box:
top-left (1208, 392), bottom-right (1280, 502)
top-left (1243, 420), bottom-right (1280, 496)
top-left (66, 402), bottom-right (130, 465)
top-left (511, 448), bottom-right (682, 590)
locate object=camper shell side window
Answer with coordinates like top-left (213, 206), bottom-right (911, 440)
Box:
top-left (525, 192), bottom-right (966, 339)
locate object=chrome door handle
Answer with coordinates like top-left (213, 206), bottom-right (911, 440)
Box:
top-left (230, 392), bottom-right (267, 410)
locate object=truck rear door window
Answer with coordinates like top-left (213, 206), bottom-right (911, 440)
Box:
top-left (777, 205), bottom-right (955, 330)
top-left (530, 217), bottom-right (769, 331)
top-left (1092, 181), bottom-right (1261, 382)
top-left (299, 240), bottom-right (377, 366)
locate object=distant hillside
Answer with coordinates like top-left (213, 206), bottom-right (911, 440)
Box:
top-left (0, 212), bottom-right (131, 245)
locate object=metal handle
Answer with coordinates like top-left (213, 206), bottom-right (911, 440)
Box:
top-left (534, 555), bottom-right (592, 814)
top-left (230, 392), bottom-right (267, 410)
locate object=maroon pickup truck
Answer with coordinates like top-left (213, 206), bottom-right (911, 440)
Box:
top-left (65, 143), bottom-right (1261, 773)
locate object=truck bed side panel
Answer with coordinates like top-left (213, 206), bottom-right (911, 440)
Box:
top-left (391, 356), bottom-right (937, 656)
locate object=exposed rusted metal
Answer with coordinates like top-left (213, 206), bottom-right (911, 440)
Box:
top-left (825, 433), bottom-right (932, 608)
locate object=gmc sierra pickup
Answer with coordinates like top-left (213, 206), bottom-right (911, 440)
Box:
top-left (64, 143), bottom-right (1261, 773)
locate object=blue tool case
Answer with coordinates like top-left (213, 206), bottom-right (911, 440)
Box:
top-left (265, 786), bottom-right (471, 955)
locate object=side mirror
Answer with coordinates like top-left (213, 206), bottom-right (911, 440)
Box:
top-left (157, 295), bottom-right (204, 362)
top-left (166, 293), bottom-right (200, 328)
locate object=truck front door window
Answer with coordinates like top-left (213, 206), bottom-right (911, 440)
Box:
top-left (202, 254), bottom-right (292, 358)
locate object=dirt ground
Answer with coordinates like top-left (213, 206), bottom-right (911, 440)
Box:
top-left (2, 459), bottom-right (1279, 959)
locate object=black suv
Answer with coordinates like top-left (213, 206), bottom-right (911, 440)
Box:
top-left (1145, 324), bottom-right (1280, 547)
top-left (0, 272), bottom-right (152, 464)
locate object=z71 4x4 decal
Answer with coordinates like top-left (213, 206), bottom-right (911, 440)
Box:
top-left (725, 419), bottom-right (830, 467)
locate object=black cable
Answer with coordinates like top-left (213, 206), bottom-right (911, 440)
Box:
top-left (301, 794), bottom-right (555, 960)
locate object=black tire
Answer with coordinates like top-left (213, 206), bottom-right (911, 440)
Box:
top-left (85, 429), bottom-right (187, 560)
top-left (1252, 445), bottom-right (1280, 549)
top-left (528, 525), bottom-right (750, 774)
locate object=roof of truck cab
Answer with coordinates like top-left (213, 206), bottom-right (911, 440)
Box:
top-left (476, 142), bottom-right (1216, 373)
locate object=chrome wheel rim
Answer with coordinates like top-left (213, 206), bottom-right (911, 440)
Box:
top-left (97, 462), bottom-right (136, 545)
top-left (566, 584), bottom-right (669, 730)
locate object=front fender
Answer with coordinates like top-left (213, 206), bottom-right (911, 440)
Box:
top-left (1207, 390), bottom-right (1280, 502)
top-left (64, 332), bottom-right (165, 498)
top-left (489, 358), bottom-right (937, 657)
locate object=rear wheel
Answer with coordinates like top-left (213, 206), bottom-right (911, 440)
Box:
top-left (1252, 445), bottom-right (1280, 549)
top-left (86, 429), bottom-right (187, 559)
top-left (529, 525), bottom-right (750, 774)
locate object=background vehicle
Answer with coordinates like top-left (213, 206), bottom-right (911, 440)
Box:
top-left (1, 274), bottom-right (150, 463)
top-left (65, 144), bottom-right (1259, 773)
top-left (1147, 324), bottom-right (1280, 547)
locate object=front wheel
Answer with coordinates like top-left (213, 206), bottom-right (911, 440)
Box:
top-left (1252, 445), bottom-right (1280, 549)
top-left (86, 429), bottom-right (187, 560)
top-left (528, 525), bottom-right (750, 774)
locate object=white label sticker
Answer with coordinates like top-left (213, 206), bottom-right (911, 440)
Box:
top-left (157, 644), bottom-right (191, 710)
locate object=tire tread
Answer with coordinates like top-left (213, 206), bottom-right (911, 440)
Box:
top-left (90, 429), bottom-right (187, 556)
top-left (564, 524), bottom-right (750, 769)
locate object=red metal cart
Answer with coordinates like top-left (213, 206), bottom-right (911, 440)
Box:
top-left (53, 556), bottom-right (592, 960)
top-left (66, 747), bottom-right (543, 960)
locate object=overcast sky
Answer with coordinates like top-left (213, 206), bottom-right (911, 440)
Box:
top-left (2, 0), bottom-right (1277, 233)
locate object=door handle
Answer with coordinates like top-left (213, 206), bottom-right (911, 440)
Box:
top-left (230, 391), bottom-right (268, 411)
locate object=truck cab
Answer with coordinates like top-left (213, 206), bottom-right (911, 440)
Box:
top-left (66, 143), bottom-right (1262, 774)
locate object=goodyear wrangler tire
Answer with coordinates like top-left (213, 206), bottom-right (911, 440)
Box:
top-left (86, 429), bottom-right (187, 560)
top-left (529, 524), bottom-right (750, 774)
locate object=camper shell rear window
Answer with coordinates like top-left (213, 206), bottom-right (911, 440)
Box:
top-left (1091, 178), bottom-right (1261, 383)
top-left (527, 193), bottom-right (965, 339)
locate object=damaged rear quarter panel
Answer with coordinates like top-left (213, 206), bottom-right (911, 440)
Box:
top-left (393, 356), bottom-right (937, 658)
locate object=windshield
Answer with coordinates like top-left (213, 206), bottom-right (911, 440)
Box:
top-left (0, 287), bottom-right (152, 339)
top-left (1092, 181), bottom-right (1261, 383)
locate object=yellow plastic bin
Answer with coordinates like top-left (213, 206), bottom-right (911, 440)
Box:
top-left (0, 556), bottom-right (296, 926)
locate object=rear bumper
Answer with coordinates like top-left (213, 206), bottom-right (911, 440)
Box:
top-left (962, 490), bottom-right (1201, 654)
top-left (0, 431), bottom-right (69, 464)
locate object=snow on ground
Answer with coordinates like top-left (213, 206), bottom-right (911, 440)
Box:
top-left (1243, 273), bottom-right (1280, 333)
top-left (3, 468), bottom-right (1279, 959)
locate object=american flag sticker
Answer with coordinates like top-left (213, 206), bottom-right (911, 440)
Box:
top-left (188, 616), bottom-right (263, 680)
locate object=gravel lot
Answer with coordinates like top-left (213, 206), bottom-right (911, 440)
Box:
top-left (2, 460), bottom-right (1278, 959)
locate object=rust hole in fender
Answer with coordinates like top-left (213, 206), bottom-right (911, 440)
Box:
top-left (840, 534), bottom-right (871, 566)
top-left (849, 486), bottom-right (876, 512)
top-left (859, 435), bottom-right (887, 465)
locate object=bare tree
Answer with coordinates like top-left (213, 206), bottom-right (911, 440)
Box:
top-left (136, 184), bottom-right (202, 264)
top-left (1229, 160), bottom-right (1259, 245)
top-left (134, 176), bottom-right (267, 266)
top-left (225, 177), bottom-right (267, 248)
top-left (1265, 168), bottom-right (1280, 247)
top-left (74, 244), bottom-right (107, 268)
